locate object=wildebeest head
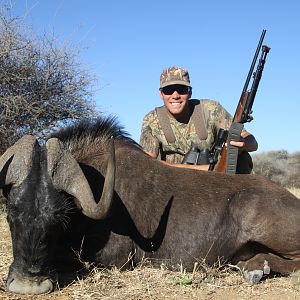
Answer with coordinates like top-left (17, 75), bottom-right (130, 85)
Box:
top-left (0, 134), bottom-right (116, 294)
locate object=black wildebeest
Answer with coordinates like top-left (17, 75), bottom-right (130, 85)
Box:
top-left (1, 116), bottom-right (300, 295)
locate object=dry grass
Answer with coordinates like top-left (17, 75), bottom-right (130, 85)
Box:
top-left (1, 214), bottom-right (300, 299)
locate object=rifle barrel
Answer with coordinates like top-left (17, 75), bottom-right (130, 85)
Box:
top-left (242, 29), bottom-right (266, 92)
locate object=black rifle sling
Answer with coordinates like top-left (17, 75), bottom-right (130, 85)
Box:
top-left (155, 100), bottom-right (208, 145)
top-left (226, 122), bottom-right (244, 174)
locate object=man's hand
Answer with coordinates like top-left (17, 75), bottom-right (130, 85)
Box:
top-left (145, 151), bottom-right (209, 171)
top-left (160, 160), bottom-right (209, 171)
top-left (229, 130), bottom-right (258, 153)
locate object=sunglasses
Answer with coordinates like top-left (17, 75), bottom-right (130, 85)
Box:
top-left (161, 85), bottom-right (191, 95)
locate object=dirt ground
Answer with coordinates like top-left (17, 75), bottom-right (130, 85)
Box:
top-left (1, 214), bottom-right (300, 300)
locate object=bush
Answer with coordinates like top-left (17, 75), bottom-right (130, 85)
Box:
top-left (252, 150), bottom-right (300, 189)
top-left (0, 8), bottom-right (97, 154)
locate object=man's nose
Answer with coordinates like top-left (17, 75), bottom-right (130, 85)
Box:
top-left (172, 91), bottom-right (180, 98)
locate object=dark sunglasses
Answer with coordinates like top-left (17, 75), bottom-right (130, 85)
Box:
top-left (161, 85), bottom-right (191, 95)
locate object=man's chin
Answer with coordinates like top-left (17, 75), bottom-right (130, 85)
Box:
top-left (167, 106), bottom-right (184, 115)
top-left (169, 112), bottom-right (183, 118)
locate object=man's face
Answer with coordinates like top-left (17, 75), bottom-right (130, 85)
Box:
top-left (160, 84), bottom-right (192, 118)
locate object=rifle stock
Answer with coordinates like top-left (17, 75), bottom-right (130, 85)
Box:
top-left (211, 30), bottom-right (270, 173)
top-left (214, 91), bottom-right (249, 172)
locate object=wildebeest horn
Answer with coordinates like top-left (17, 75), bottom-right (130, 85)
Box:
top-left (0, 135), bottom-right (38, 188)
top-left (46, 137), bottom-right (115, 220)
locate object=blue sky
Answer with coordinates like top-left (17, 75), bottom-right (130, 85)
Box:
top-left (12, 0), bottom-right (300, 153)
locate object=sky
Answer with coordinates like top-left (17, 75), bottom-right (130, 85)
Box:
top-left (11, 0), bottom-right (300, 153)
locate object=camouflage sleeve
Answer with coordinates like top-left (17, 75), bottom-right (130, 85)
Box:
top-left (139, 111), bottom-right (160, 157)
top-left (213, 101), bottom-right (248, 134)
top-left (212, 101), bottom-right (232, 131)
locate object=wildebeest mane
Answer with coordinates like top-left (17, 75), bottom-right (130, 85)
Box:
top-left (48, 115), bottom-right (140, 157)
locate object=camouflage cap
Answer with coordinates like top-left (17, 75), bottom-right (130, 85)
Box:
top-left (160, 66), bottom-right (191, 88)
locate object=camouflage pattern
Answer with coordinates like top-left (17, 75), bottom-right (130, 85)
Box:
top-left (160, 66), bottom-right (191, 88)
top-left (140, 99), bottom-right (233, 164)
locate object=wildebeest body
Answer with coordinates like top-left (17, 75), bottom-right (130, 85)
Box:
top-left (1, 117), bottom-right (300, 295)
top-left (100, 146), bottom-right (300, 267)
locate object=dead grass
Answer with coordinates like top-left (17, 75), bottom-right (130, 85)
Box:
top-left (1, 214), bottom-right (300, 299)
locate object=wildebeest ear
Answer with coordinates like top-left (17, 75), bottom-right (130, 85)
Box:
top-left (0, 135), bottom-right (38, 187)
top-left (46, 137), bottom-right (115, 220)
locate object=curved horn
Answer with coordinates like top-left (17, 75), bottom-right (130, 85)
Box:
top-left (0, 135), bottom-right (38, 188)
top-left (46, 137), bottom-right (115, 220)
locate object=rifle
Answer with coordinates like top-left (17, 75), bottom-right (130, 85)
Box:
top-left (209, 30), bottom-right (270, 173)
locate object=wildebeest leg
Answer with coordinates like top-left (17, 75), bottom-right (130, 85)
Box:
top-left (94, 232), bottom-right (136, 269)
top-left (237, 253), bottom-right (300, 284)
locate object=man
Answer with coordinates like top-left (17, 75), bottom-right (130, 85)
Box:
top-left (139, 66), bottom-right (258, 173)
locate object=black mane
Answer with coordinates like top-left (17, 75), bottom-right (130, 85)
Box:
top-left (50, 114), bottom-right (139, 143)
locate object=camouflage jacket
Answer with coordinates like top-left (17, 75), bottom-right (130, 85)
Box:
top-left (139, 99), bottom-right (233, 164)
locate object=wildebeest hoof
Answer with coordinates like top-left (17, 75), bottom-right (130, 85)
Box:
top-left (243, 269), bottom-right (263, 284)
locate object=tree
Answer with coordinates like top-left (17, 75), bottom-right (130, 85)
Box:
top-left (0, 9), bottom-right (98, 154)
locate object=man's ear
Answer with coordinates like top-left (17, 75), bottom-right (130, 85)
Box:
top-left (159, 90), bottom-right (164, 99)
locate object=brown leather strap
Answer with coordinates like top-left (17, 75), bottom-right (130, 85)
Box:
top-left (155, 106), bottom-right (176, 143)
top-left (190, 100), bottom-right (208, 140)
top-left (155, 99), bottom-right (208, 144)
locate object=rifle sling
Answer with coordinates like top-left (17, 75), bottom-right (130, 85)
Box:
top-left (155, 100), bottom-right (208, 145)
top-left (226, 122), bottom-right (244, 174)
